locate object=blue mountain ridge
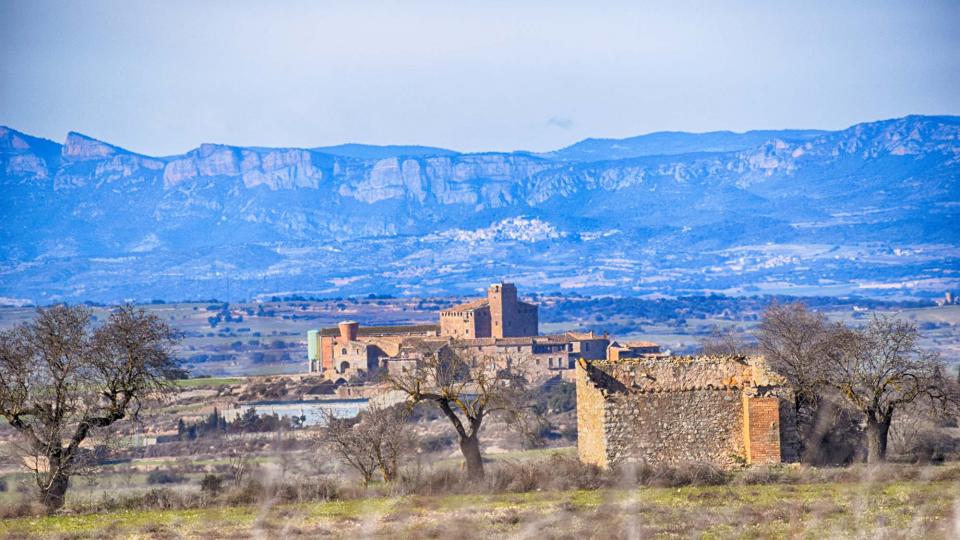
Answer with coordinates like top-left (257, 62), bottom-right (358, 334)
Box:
top-left (0, 115), bottom-right (957, 303)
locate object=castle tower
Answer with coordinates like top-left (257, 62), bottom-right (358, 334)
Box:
top-left (489, 283), bottom-right (518, 338)
top-left (338, 321), bottom-right (359, 342)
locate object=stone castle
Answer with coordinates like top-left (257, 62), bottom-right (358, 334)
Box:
top-left (439, 283), bottom-right (538, 338)
top-left (576, 355), bottom-right (799, 469)
top-left (307, 282), bottom-right (608, 382)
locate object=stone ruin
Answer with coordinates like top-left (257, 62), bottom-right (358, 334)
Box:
top-left (576, 355), bottom-right (800, 469)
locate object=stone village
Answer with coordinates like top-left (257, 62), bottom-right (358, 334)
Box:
top-left (305, 282), bottom-right (798, 469)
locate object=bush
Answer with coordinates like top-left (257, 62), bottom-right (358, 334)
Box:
top-left (400, 454), bottom-right (608, 496)
top-left (146, 470), bottom-right (185, 485)
top-left (733, 464), bottom-right (799, 485)
top-left (0, 499), bottom-right (45, 519)
top-left (620, 461), bottom-right (730, 487)
top-left (199, 474), bottom-right (224, 497)
top-left (225, 479), bottom-right (266, 506)
top-left (418, 433), bottom-right (455, 453)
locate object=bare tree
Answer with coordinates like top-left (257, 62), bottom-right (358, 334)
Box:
top-left (825, 315), bottom-right (956, 463)
top-left (385, 343), bottom-right (525, 479)
top-left (228, 435), bottom-right (253, 489)
top-left (755, 302), bottom-right (831, 418)
top-left (320, 412), bottom-right (380, 486)
top-left (756, 302), bottom-right (841, 463)
top-left (699, 326), bottom-right (754, 356)
top-left (0, 305), bottom-right (179, 512)
top-left (363, 404), bottom-right (413, 482)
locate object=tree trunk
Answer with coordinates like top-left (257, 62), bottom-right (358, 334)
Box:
top-left (381, 458), bottom-right (397, 482)
top-left (865, 413), bottom-right (892, 464)
top-left (459, 434), bottom-right (484, 479)
top-left (41, 471), bottom-right (70, 513)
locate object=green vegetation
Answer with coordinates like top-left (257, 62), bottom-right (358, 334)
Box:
top-left (1, 478), bottom-right (956, 539)
top-left (174, 377), bottom-right (243, 388)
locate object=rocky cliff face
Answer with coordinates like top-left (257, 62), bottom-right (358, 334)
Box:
top-left (0, 115), bottom-right (957, 302)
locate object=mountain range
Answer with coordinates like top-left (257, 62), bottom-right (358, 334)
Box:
top-left (0, 115), bottom-right (958, 303)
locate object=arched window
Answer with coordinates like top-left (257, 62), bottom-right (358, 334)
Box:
top-left (340, 361), bottom-right (350, 373)
top-left (341, 348), bottom-right (347, 355)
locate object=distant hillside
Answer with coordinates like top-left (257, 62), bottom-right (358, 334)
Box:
top-left (311, 143), bottom-right (460, 159)
top-left (0, 115), bottom-right (957, 303)
top-left (542, 129), bottom-right (828, 161)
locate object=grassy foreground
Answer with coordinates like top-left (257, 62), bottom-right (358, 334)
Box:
top-left (2, 477), bottom-right (957, 539)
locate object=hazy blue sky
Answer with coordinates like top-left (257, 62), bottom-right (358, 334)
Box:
top-left (1, 1), bottom-right (958, 155)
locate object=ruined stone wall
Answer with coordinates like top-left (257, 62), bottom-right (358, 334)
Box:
top-left (576, 356), bottom-right (799, 469)
top-left (602, 389), bottom-right (745, 467)
top-left (592, 356), bottom-right (760, 392)
top-left (576, 360), bottom-right (609, 468)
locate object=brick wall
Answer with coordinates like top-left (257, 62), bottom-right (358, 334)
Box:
top-left (745, 396), bottom-right (782, 464)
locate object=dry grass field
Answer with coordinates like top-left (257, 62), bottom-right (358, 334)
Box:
top-left (1, 474), bottom-right (957, 539)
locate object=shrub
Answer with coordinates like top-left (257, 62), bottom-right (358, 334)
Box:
top-left (620, 461), bottom-right (730, 487)
top-left (0, 499), bottom-right (45, 519)
top-left (274, 478), bottom-right (341, 504)
top-left (225, 479), bottom-right (266, 506)
top-left (199, 474), bottom-right (224, 497)
top-left (418, 433), bottom-right (455, 453)
top-left (733, 464), bottom-right (798, 485)
top-left (146, 470), bottom-right (185, 485)
top-left (400, 454), bottom-right (608, 496)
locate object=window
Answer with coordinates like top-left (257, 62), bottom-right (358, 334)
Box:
top-left (341, 348), bottom-right (347, 355)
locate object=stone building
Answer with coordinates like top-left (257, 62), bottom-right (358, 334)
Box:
top-left (606, 340), bottom-right (663, 361)
top-left (576, 355), bottom-right (799, 469)
top-left (456, 331), bottom-right (610, 381)
top-left (440, 283), bottom-right (538, 338)
top-left (307, 321), bottom-right (440, 381)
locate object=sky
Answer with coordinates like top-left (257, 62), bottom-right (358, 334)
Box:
top-left (1, 0), bottom-right (958, 155)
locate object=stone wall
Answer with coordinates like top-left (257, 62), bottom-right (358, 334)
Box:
top-left (576, 356), bottom-right (799, 469)
top-left (576, 359), bottom-right (609, 467)
top-left (439, 305), bottom-right (490, 338)
top-left (602, 389), bottom-right (745, 467)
